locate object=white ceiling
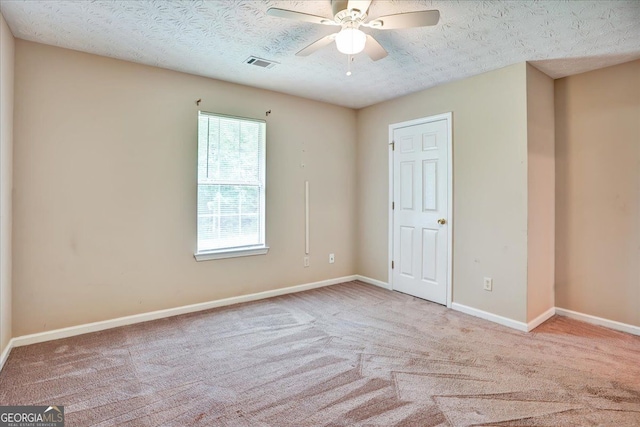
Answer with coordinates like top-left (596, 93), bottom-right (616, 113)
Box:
top-left (1, 0), bottom-right (639, 109)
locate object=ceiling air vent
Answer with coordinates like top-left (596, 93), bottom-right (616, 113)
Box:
top-left (245, 56), bottom-right (278, 69)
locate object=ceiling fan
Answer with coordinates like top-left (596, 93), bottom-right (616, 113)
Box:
top-left (267, 0), bottom-right (440, 62)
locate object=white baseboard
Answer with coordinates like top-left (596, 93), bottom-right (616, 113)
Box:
top-left (362, 281), bottom-right (554, 333)
top-left (451, 302), bottom-right (528, 332)
top-left (555, 307), bottom-right (640, 337)
top-left (0, 338), bottom-right (15, 372)
top-left (4, 277), bottom-right (638, 373)
top-left (11, 275), bottom-right (358, 349)
top-left (355, 275), bottom-right (391, 290)
top-left (451, 304), bottom-right (640, 336)
top-left (527, 307), bottom-right (556, 332)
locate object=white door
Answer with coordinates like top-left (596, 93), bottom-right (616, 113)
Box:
top-left (391, 116), bottom-right (450, 305)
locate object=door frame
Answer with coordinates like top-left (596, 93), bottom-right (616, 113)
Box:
top-left (388, 112), bottom-right (453, 308)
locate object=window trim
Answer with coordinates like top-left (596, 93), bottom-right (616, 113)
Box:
top-left (194, 111), bottom-right (267, 261)
top-left (194, 245), bottom-right (269, 262)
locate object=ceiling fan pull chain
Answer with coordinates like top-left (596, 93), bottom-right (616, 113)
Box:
top-left (346, 54), bottom-right (352, 76)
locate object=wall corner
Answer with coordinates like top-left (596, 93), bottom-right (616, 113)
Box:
top-left (525, 63), bottom-right (556, 322)
top-left (0, 12), bottom-right (15, 354)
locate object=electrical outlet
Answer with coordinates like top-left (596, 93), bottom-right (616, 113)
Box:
top-left (304, 256), bottom-right (310, 267)
top-left (329, 253), bottom-right (335, 264)
top-left (483, 277), bottom-right (493, 291)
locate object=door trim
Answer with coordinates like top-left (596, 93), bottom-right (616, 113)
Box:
top-left (388, 112), bottom-right (453, 308)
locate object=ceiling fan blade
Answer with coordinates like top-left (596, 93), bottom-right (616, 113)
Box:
top-left (366, 10), bottom-right (440, 30)
top-left (347, 0), bottom-right (373, 14)
top-left (296, 34), bottom-right (336, 57)
top-left (363, 35), bottom-right (388, 61)
top-left (266, 8), bottom-right (337, 26)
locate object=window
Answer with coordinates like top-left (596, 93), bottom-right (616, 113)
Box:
top-left (195, 112), bottom-right (267, 261)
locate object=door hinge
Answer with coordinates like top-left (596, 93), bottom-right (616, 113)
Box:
top-left (390, 141), bottom-right (395, 151)
top-left (392, 201), bottom-right (395, 210)
top-left (391, 260), bottom-right (394, 269)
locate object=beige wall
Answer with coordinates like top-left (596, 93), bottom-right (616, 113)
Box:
top-left (555, 59), bottom-right (640, 327)
top-left (10, 35), bottom-right (637, 338)
top-left (13, 40), bottom-right (357, 336)
top-left (526, 64), bottom-right (555, 322)
top-left (0, 14), bottom-right (14, 354)
top-left (357, 63), bottom-right (530, 322)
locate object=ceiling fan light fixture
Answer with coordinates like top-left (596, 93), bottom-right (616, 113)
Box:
top-left (335, 27), bottom-right (366, 55)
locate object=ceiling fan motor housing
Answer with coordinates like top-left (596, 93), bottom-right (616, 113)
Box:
top-left (332, 0), bottom-right (367, 22)
top-left (332, 0), bottom-right (350, 17)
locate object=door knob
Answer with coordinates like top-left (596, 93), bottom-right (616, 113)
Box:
top-left (437, 218), bottom-right (446, 225)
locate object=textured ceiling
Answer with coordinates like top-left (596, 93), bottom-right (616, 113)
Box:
top-left (1, 0), bottom-right (639, 109)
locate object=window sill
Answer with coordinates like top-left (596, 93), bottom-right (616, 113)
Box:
top-left (194, 245), bottom-right (270, 262)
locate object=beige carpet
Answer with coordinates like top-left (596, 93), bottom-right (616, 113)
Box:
top-left (1, 281), bottom-right (639, 426)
